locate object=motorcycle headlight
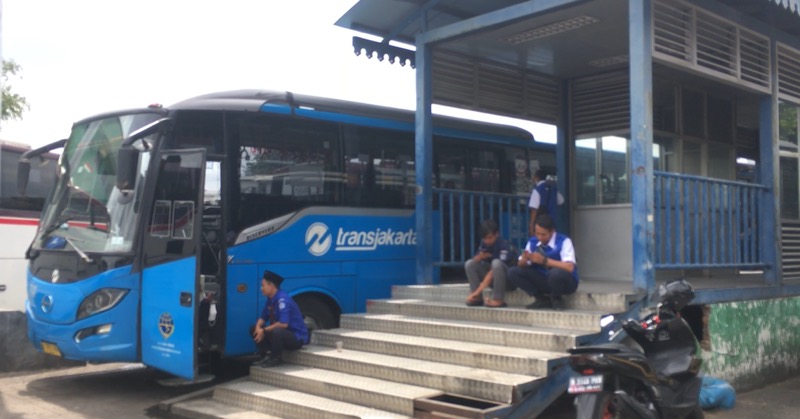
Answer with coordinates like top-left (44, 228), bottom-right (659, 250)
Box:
top-left (77, 288), bottom-right (128, 320)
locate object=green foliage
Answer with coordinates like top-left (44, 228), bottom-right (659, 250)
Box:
top-left (2, 59), bottom-right (30, 122)
top-left (780, 102), bottom-right (799, 143)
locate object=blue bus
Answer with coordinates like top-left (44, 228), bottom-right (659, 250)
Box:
top-left (20, 90), bottom-right (555, 380)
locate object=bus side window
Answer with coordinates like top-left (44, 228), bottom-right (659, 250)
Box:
top-left (342, 125), bottom-right (414, 208)
top-left (232, 114), bottom-right (342, 231)
top-left (435, 139), bottom-right (467, 191)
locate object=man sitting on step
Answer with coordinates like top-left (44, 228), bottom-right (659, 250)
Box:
top-left (250, 270), bottom-right (309, 368)
top-left (508, 214), bottom-right (579, 310)
top-left (464, 219), bottom-right (518, 308)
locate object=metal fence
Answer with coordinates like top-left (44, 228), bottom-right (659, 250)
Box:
top-left (433, 173), bottom-right (767, 270)
top-left (654, 171), bottom-right (768, 269)
top-left (433, 188), bottom-right (529, 267)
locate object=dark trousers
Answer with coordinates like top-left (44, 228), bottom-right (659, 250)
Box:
top-left (249, 325), bottom-right (303, 359)
top-left (508, 266), bottom-right (577, 300)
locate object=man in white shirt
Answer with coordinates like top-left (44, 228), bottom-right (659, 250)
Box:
top-left (509, 214), bottom-right (578, 310)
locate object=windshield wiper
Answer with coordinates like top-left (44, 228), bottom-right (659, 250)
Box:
top-left (41, 216), bottom-right (74, 238)
top-left (63, 236), bottom-right (94, 264)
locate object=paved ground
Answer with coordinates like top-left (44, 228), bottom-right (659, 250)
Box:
top-left (0, 361), bottom-right (250, 419)
top-left (0, 362), bottom-right (797, 418)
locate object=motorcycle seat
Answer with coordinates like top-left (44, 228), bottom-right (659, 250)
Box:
top-left (568, 343), bottom-right (631, 354)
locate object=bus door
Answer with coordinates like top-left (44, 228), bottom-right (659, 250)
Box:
top-left (140, 149), bottom-right (206, 380)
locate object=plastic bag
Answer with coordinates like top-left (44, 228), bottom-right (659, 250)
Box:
top-left (699, 376), bottom-right (736, 410)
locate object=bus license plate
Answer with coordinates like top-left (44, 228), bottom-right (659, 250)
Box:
top-left (41, 341), bottom-right (62, 357)
top-left (568, 374), bottom-right (603, 394)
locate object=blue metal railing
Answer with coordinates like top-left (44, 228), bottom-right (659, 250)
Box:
top-left (433, 173), bottom-right (767, 270)
top-left (654, 171), bottom-right (768, 269)
top-left (433, 188), bottom-right (529, 267)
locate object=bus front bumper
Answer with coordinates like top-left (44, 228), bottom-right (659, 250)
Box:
top-left (25, 291), bottom-right (139, 363)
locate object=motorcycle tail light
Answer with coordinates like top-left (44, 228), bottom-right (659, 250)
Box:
top-left (582, 368), bottom-right (595, 375)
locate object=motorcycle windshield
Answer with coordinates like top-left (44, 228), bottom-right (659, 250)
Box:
top-left (35, 112), bottom-right (162, 254)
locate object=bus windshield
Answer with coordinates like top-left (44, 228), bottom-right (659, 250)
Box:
top-left (35, 112), bottom-right (162, 254)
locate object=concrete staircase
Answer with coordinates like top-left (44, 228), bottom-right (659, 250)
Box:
top-left (167, 282), bottom-right (637, 418)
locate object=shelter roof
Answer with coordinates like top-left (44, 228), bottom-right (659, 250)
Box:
top-left (336, 0), bottom-right (800, 49)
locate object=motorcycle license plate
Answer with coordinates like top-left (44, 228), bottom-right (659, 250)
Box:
top-left (568, 374), bottom-right (603, 394)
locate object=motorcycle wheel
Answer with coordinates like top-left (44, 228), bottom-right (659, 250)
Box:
top-left (574, 392), bottom-right (618, 419)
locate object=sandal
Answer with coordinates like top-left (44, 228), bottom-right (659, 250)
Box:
top-left (465, 296), bottom-right (484, 307)
top-left (485, 299), bottom-right (507, 308)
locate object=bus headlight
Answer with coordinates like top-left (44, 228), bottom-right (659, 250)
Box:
top-left (77, 288), bottom-right (128, 320)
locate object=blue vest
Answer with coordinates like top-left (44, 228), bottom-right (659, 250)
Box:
top-left (528, 233), bottom-right (579, 282)
top-left (535, 181), bottom-right (558, 223)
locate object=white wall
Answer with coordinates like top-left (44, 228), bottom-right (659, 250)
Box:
top-left (572, 205), bottom-right (633, 282)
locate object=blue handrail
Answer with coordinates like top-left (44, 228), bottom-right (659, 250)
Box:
top-left (434, 173), bottom-right (767, 271)
top-left (654, 171), bottom-right (768, 269)
top-left (433, 188), bottom-right (529, 267)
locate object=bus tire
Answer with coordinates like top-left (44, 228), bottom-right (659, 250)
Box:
top-left (295, 296), bottom-right (338, 333)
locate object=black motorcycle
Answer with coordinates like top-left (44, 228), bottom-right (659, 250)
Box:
top-left (567, 279), bottom-right (704, 419)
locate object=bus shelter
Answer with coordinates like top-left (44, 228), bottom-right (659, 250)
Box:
top-left (338, 0), bottom-right (800, 386)
top-left (337, 0), bottom-right (800, 303)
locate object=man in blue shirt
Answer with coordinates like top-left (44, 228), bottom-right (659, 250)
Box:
top-left (251, 270), bottom-right (309, 368)
top-left (509, 214), bottom-right (579, 310)
top-left (528, 170), bottom-right (564, 235)
top-left (464, 219), bottom-right (518, 308)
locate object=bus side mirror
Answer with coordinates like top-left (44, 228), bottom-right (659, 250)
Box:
top-left (17, 159), bottom-right (31, 196)
top-left (116, 147), bottom-right (140, 192)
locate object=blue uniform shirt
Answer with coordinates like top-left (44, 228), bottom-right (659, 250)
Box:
top-left (476, 236), bottom-right (518, 266)
top-left (260, 289), bottom-right (309, 344)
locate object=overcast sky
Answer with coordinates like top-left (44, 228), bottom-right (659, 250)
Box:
top-left (1, 0), bottom-right (554, 148)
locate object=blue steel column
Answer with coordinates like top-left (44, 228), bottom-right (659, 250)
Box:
top-left (629, 0), bottom-right (655, 296)
top-left (557, 80), bottom-right (570, 234)
top-left (759, 39), bottom-right (780, 285)
top-left (415, 40), bottom-right (434, 285)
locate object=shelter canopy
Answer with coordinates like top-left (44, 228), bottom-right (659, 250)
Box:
top-left (336, 0), bottom-right (800, 124)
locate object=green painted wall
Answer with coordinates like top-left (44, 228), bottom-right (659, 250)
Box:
top-left (702, 297), bottom-right (800, 391)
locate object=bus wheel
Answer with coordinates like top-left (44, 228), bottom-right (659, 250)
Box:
top-left (296, 296), bottom-right (337, 332)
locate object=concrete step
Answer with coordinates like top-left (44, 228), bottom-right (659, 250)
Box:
top-left (212, 380), bottom-right (410, 419)
top-left (170, 397), bottom-right (282, 419)
top-left (249, 364), bottom-right (442, 416)
top-left (367, 299), bottom-right (603, 332)
top-left (391, 282), bottom-right (638, 312)
top-left (283, 345), bottom-right (539, 404)
top-left (312, 328), bottom-right (567, 376)
top-left (341, 313), bottom-right (595, 352)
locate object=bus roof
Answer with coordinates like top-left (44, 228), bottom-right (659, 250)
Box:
top-left (169, 89), bottom-right (536, 143)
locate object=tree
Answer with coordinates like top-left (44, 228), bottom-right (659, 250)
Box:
top-left (2, 59), bottom-right (30, 122)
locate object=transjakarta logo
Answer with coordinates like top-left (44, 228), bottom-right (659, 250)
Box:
top-left (305, 223), bottom-right (332, 256)
top-left (305, 222), bottom-right (416, 256)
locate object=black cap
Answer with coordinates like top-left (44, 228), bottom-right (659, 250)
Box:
top-left (262, 270), bottom-right (284, 288)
